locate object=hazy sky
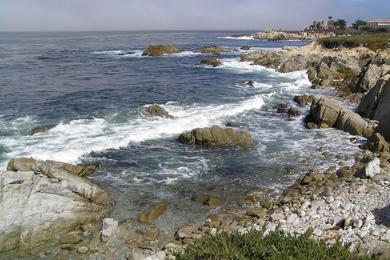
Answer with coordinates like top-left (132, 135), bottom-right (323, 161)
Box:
top-left (1, 0), bottom-right (389, 31)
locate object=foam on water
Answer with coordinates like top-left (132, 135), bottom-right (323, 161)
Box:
top-left (0, 94), bottom-right (265, 169)
top-left (219, 36), bottom-right (255, 40)
top-left (92, 49), bottom-right (143, 58)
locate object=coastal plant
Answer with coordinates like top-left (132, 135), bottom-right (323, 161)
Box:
top-left (174, 228), bottom-right (375, 260)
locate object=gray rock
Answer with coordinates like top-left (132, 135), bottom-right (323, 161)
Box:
top-left (100, 218), bottom-right (118, 242)
top-left (145, 104), bottom-right (171, 118)
top-left (178, 126), bottom-right (253, 148)
top-left (142, 45), bottom-right (180, 56)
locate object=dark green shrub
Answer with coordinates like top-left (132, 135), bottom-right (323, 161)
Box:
top-left (174, 228), bottom-right (374, 260)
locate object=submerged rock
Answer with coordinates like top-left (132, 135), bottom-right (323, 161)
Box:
top-left (293, 95), bottom-right (315, 106)
top-left (276, 103), bottom-right (287, 113)
top-left (287, 107), bottom-right (300, 117)
top-left (178, 126), bottom-right (253, 148)
top-left (142, 45), bottom-right (180, 56)
top-left (6, 157), bottom-right (99, 177)
top-left (200, 58), bottom-right (222, 67)
top-left (139, 202), bottom-right (167, 224)
top-left (307, 97), bottom-right (373, 138)
top-left (0, 158), bottom-right (111, 255)
top-left (367, 133), bottom-right (389, 153)
top-left (145, 104), bottom-right (171, 118)
top-left (240, 46), bottom-right (251, 50)
top-left (31, 126), bottom-right (48, 135)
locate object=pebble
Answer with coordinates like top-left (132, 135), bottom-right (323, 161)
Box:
top-left (77, 246), bottom-right (89, 254)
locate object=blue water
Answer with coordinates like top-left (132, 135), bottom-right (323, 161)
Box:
top-left (0, 31), bottom-right (361, 234)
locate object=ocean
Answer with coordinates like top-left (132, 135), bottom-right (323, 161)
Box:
top-left (0, 31), bottom-right (362, 235)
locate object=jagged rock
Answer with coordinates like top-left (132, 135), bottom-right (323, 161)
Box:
top-left (358, 76), bottom-right (390, 141)
top-left (367, 133), bottom-right (389, 153)
top-left (0, 159), bottom-right (111, 255)
top-left (360, 158), bottom-right (381, 178)
top-left (200, 58), bottom-right (222, 67)
top-left (308, 97), bottom-right (373, 137)
top-left (31, 126), bottom-right (48, 135)
top-left (145, 104), bottom-right (171, 118)
top-left (293, 95), bottom-right (315, 106)
top-left (197, 46), bottom-right (227, 55)
top-left (240, 46), bottom-right (251, 50)
top-left (139, 202), bottom-right (167, 224)
top-left (178, 126), bottom-right (253, 148)
top-left (142, 45), bottom-right (180, 56)
top-left (6, 157), bottom-right (99, 177)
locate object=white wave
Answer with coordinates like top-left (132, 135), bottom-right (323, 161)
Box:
top-left (92, 50), bottom-right (143, 58)
top-left (235, 81), bottom-right (273, 89)
top-left (171, 51), bottom-right (201, 57)
top-left (219, 36), bottom-right (254, 40)
top-left (0, 95), bottom-right (265, 168)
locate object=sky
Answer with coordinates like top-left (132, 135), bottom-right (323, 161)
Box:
top-left (0, 0), bottom-right (389, 32)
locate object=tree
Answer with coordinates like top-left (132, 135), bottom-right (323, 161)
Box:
top-left (334, 19), bottom-right (347, 30)
top-left (352, 19), bottom-right (367, 30)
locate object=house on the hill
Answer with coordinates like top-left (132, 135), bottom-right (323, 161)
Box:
top-left (366, 19), bottom-right (390, 29)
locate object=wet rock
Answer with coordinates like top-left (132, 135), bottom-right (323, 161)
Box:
top-left (293, 95), bottom-right (315, 106)
top-left (287, 107), bottom-right (300, 117)
top-left (31, 126), bottom-right (48, 135)
top-left (240, 46), bottom-right (251, 50)
top-left (225, 121), bottom-right (238, 127)
top-left (0, 159), bottom-right (111, 255)
top-left (100, 218), bottom-right (118, 242)
top-left (178, 126), bottom-right (253, 148)
top-left (145, 104), bottom-right (171, 118)
top-left (367, 133), bottom-right (389, 153)
top-left (139, 202), bottom-right (167, 224)
top-left (246, 208), bottom-right (267, 218)
top-left (60, 231), bottom-right (83, 244)
top-left (197, 46), bottom-right (227, 55)
top-left (136, 229), bottom-right (161, 241)
top-left (200, 58), bottom-right (222, 67)
top-left (142, 45), bottom-right (180, 56)
top-left (277, 103), bottom-right (287, 113)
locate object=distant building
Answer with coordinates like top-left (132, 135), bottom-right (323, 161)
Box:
top-left (367, 19), bottom-right (390, 28)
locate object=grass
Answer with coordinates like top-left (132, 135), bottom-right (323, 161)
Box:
top-left (318, 33), bottom-right (390, 51)
top-left (174, 228), bottom-right (376, 260)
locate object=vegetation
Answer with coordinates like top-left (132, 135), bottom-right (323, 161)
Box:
top-left (174, 228), bottom-right (374, 260)
top-left (319, 33), bottom-right (390, 51)
top-left (352, 19), bottom-right (367, 30)
top-left (334, 19), bottom-right (347, 30)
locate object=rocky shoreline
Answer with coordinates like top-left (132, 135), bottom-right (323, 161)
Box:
top-left (230, 30), bottom-right (336, 41)
top-left (1, 41), bottom-right (390, 259)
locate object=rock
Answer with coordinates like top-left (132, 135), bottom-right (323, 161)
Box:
top-left (31, 126), bottom-right (48, 135)
top-left (237, 80), bottom-right (255, 88)
top-left (145, 104), bottom-right (171, 118)
top-left (313, 229), bottom-right (323, 237)
top-left (100, 218), bottom-right (118, 242)
top-left (360, 158), bottom-right (381, 179)
top-left (77, 246), bottom-right (89, 254)
top-left (308, 97), bottom-right (373, 137)
top-left (246, 208), bottom-right (267, 218)
top-left (139, 202), bottom-right (167, 224)
top-left (6, 157), bottom-right (99, 177)
top-left (293, 95), bottom-right (315, 106)
top-left (204, 197), bottom-right (221, 208)
top-left (60, 231), bottom-right (83, 244)
top-left (287, 107), bottom-right (300, 117)
top-left (197, 46), bottom-right (227, 55)
top-left (286, 213), bottom-right (299, 225)
top-left (178, 126), bottom-right (253, 148)
top-left (200, 58), bottom-right (222, 67)
top-left (142, 45), bottom-right (180, 56)
top-left (367, 133), bottom-right (389, 153)
top-left (277, 103), bottom-right (287, 113)
top-left (136, 229), bottom-right (161, 241)
top-left (0, 159), bottom-right (111, 255)
top-left (225, 122), bottom-right (238, 127)
top-left (240, 46), bottom-right (251, 50)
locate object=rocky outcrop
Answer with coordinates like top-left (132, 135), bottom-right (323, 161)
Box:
top-left (293, 95), bottom-right (314, 106)
top-left (144, 104), bottom-right (171, 118)
top-left (196, 46), bottom-right (227, 55)
top-left (0, 158), bottom-right (111, 255)
top-left (201, 58), bottom-right (222, 67)
top-left (6, 157), bottom-right (99, 177)
top-left (142, 45), bottom-right (180, 56)
top-left (178, 126), bottom-right (253, 148)
top-left (252, 30), bottom-right (335, 41)
top-left (307, 97), bottom-right (374, 138)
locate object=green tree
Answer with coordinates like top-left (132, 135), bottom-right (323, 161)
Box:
top-left (335, 19), bottom-right (347, 30)
top-left (352, 19), bottom-right (367, 30)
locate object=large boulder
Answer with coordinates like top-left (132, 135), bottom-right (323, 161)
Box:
top-left (0, 158), bottom-right (111, 255)
top-left (6, 157), bottom-right (99, 177)
top-left (308, 97), bottom-right (373, 138)
top-left (358, 76), bottom-right (390, 141)
top-left (141, 45), bottom-right (180, 56)
top-left (178, 126), bottom-right (253, 148)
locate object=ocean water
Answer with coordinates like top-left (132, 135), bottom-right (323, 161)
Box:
top-left (0, 31), bottom-right (363, 236)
